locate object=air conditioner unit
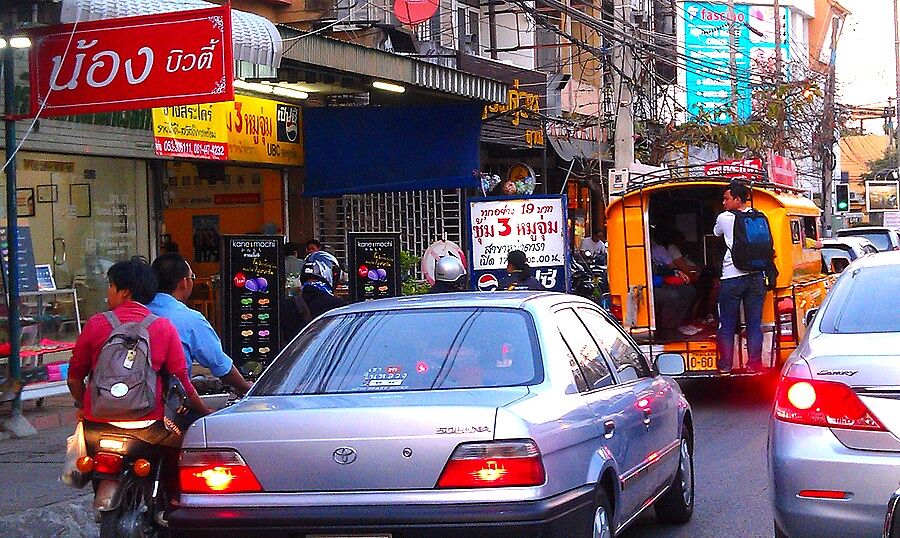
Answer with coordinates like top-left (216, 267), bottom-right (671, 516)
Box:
top-left (848, 191), bottom-right (863, 203)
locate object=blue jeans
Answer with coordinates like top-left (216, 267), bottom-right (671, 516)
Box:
top-left (717, 273), bottom-right (766, 371)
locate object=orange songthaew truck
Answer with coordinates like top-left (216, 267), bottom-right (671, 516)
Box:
top-left (605, 168), bottom-right (830, 378)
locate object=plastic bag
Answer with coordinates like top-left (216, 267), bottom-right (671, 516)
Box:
top-left (60, 421), bottom-right (88, 489)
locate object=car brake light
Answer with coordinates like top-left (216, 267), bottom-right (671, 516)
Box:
top-left (610, 295), bottom-right (623, 322)
top-left (436, 440), bottom-right (545, 488)
top-left (777, 297), bottom-right (796, 344)
top-left (94, 452), bottom-right (123, 474)
top-left (179, 450), bottom-right (263, 494)
top-left (774, 377), bottom-right (886, 431)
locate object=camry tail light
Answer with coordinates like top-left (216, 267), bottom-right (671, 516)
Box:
top-left (777, 297), bottom-right (796, 344)
top-left (179, 450), bottom-right (263, 494)
top-left (774, 376), bottom-right (886, 431)
top-left (436, 440), bottom-right (545, 488)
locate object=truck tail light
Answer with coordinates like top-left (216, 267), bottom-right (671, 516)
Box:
top-left (774, 376), bottom-right (886, 431)
top-left (777, 297), bottom-right (796, 344)
top-left (436, 440), bottom-right (545, 488)
top-left (179, 450), bottom-right (263, 494)
top-left (609, 295), bottom-right (623, 322)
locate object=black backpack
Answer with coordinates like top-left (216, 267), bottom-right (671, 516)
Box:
top-left (729, 209), bottom-right (775, 272)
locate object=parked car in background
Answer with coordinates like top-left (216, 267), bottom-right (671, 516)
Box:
top-left (820, 237), bottom-right (878, 274)
top-left (835, 226), bottom-right (900, 252)
top-left (170, 292), bottom-right (694, 537)
top-left (769, 251), bottom-right (900, 538)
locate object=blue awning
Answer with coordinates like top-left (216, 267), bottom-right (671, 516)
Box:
top-left (302, 104), bottom-right (482, 197)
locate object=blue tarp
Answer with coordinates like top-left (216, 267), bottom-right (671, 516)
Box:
top-left (302, 104), bottom-right (482, 197)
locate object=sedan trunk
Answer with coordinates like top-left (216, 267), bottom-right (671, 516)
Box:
top-left (201, 388), bottom-right (530, 492)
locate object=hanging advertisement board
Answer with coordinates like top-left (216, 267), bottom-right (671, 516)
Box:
top-left (152, 94), bottom-right (303, 165)
top-left (467, 195), bottom-right (570, 293)
top-left (221, 235), bottom-right (283, 377)
top-left (865, 181), bottom-right (900, 213)
top-left (30, 6), bottom-right (233, 117)
top-left (347, 232), bottom-right (402, 302)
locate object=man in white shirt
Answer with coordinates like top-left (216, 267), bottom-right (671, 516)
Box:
top-left (580, 229), bottom-right (607, 256)
top-left (713, 182), bottom-right (766, 374)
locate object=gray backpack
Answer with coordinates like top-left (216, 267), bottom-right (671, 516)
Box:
top-left (90, 312), bottom-right (160, 420)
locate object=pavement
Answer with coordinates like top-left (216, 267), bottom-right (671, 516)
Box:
top-left (0, 380), bottom-right (778, 537)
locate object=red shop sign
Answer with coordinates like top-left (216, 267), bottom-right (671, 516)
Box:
top-left (29, 6), bottom-right (234, 117)
top-left (703, 159), bottom-right (763, 180)
top-left (767, 151), bottom-right (797, 187)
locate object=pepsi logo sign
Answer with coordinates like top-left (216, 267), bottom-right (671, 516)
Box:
top-left (477, 273), bottom-right (499, 291)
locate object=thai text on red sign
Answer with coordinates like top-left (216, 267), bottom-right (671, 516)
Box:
top-left (30, 6), bottom-right (233, 117)
top-left (703, 159), bottom-right (763, 179)
top-left (767, 152), bottom-right (797, 187)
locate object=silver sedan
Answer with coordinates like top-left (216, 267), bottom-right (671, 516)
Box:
top-left (769, 251), bottom-right (900, 537)
top-left (169, 292), bottom-right (694, 537)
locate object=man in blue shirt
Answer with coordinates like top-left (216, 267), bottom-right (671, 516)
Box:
top-left (148, 253), bottom-right (252, 396)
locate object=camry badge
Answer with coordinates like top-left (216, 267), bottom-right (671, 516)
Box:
top-left (333, 447), bottom-right (357, 465)
top-left (817, 370), bottom-right (858, 377)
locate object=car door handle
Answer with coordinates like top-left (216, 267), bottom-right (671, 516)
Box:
top-left (603, 420), bottom-right (616, 439)
top-left (642, 408), bottom-right (652, 426)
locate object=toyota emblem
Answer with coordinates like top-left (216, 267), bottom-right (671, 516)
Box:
top-left (333, 447), bottom-right (357, 465)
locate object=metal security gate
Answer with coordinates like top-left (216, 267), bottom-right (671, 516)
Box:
top-left (313, 189), bottom-right (464, 278)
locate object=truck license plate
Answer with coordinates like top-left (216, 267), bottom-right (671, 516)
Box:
top-left (689, 353), bottom-right (717, 371)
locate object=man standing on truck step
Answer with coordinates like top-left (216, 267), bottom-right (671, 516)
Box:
top-left (713, 181), bottom-right (770, 374)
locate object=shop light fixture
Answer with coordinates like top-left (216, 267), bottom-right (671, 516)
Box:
top-left (233, 79), bottom-right (273, 94)
top-left (0, 36), bottom-right (32, 49)
top-left (372, 80), bottom-right (406, 94)
top-left (271, 85), bottom-right (309, 100)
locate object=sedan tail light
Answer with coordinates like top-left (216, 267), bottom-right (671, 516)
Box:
top-left (774, 376), bottom-right (886, 431)
top-left (179, 450), bottom-right (263, 494)
top-left (436, 440), bottom-right (545, 488)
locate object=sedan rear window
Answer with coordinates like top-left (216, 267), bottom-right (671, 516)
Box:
top-left (820, 265), bottom-right (900, 334)
top-left (253, 308), bottom-right (542, 395)
top-left (838, 231), bottom-right (891, 251)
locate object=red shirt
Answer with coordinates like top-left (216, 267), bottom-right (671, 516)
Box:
top-left (69, 301), bottom-right (198, 423)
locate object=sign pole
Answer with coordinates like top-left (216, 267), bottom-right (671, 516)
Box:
top-left (2, 16), bottom-right (35, 437)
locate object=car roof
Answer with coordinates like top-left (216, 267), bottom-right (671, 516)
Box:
top-left (837, 226), bottom-right (892, 233)
top-left (846, 250), bottom-right (900, 269)
top-left (324, 291), bottom-right (590, 316)
top-left (821, 237), bottom-right (874, 249)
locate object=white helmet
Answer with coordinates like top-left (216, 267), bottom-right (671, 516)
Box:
top-left (435, 256), bottom-right (466, 283)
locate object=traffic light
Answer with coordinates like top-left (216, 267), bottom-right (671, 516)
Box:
top-left (835, 183), bottom-right (850, 212)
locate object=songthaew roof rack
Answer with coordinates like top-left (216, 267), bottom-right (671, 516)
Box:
top-left (612, 163), bottom-right (808, 197)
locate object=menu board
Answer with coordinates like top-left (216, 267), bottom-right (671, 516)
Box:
top-left (221, 235), bottom-right (284, 376)
top-left (0, 227), bottom-right (39, 294)
top-left (467, 195), bottom-right (570, 292)
top-left (348, 232), bottom-right (401, 302)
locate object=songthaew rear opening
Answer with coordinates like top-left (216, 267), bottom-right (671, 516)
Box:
top-left (647, 186), bottom-right (726, 342)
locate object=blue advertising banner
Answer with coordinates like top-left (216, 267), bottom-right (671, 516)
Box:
top-left (466, 195), bottom-right (570, 293)
top-left (682, 2), bottom-right (790, 123)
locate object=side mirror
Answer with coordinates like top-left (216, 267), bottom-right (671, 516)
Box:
top-left (829, 256), bottom-right (851, 274)
top-left (804, 308), bottom-right (819, 327)
top-left (656, 353), bottom-right (686, 376)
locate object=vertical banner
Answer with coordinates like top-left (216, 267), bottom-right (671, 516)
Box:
top-left (0, 227), bottom-right (39, 293)
top-left (348, 232), bottom-right (402, 302)
top-left (221, 235), bottom-right (284, 377)
top-left (467, 195), bottom-right (570, 293)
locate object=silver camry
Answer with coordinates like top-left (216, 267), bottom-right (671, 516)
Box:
top-left (170, 292), bottom-right (694, 537)
top-left (769, 251), bottom-right (900, 538)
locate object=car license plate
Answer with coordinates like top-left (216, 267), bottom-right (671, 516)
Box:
top-left (688, 352), bottom-right (717, 371)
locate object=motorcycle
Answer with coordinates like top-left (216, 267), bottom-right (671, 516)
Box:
top-left (74, 376), bottom-right (234, 537)
top-left (571, 250), bottom-right (610, 308)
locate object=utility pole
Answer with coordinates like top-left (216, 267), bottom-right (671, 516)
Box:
top-left (894, 0), bottom-right (900, 169)
top-left (2, 11), bottom-right (35, 437)
top-left (774, 0), bottom-right (784, 154)
top-left (613, 0), bottom-right (634, 170)
top-left (822, 16), bottom-right (840, 234)
top-left (727, 0), bottom-right (738, 122)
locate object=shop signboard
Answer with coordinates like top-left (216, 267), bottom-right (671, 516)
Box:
top-left (221, 235), bottom-right (284, 376)
top-left (865, 181), bottom-right (900, 213)
top-left (348, 232), bottom-right (402, 302)
top-left (467, 195), bottom-right (570, 293)
top-left (0, 227), bottom-right (39, 294)
top-left (703, 158), bottom-right (763, 179)
top-left (883, 211), bottom-right (900, 228)
top-left (682, 2), bottom-right (790, 123)
top-left (767, 152), bottom-right (797, 187)
top-left (30, 6), bottom-right (233, 117)
top-left (152, 94), bottom-right (303, 165)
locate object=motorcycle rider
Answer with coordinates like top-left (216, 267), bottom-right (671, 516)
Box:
top-left (502, 250), bottom-right (544, 291)
top-left (300, 250), bottom-right (347, 319)
top-left (428, 256), bottom-right (468, 293)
